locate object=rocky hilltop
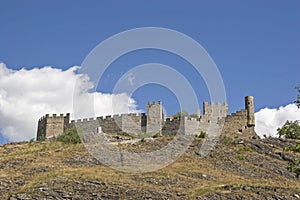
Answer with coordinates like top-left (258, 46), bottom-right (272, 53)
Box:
top-left (0, 130), bottom-right (299, 200)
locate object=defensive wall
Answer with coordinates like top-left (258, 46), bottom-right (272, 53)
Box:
top-left (36, 96), bottom-right (255, 140)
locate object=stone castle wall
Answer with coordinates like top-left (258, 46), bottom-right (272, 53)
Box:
top-left (181, 97), bottom-right (254, 136)
top-left (222, 109), bottom-right (248, 134)
top-left (72, 113), bottom-right (147, 136)
top-left (37, 113), bottom-right (70, 140)
top-left (179, 101), bottom-right (228, 136)
top-left (36, 96), bottom-right (255, 140)
top-left (162, 118), bottom-right (183, 135)
top-left (221, 96), bottom-right (255, 134)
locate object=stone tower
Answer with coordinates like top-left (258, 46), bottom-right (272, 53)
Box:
top-left (203, 101), bottom-right (210, 115)
top-left (146, 101), bottom-right (164, 135)
top-left (37, 113), bottom-right (70, 140)
top-left (245, 96), bottom-right (255, 126)
top-left (203, 101), bottom-right (228, 121)
top-left (196, 109), bottom-right (201, 118)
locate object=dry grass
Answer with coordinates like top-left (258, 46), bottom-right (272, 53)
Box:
top-left (0, 136), bottom-right (299, 199)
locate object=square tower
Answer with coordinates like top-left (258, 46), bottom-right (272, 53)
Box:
top-left (146, 101), bottom-right (164, 135)
top-left (37, 113), bottom-right (70, 140)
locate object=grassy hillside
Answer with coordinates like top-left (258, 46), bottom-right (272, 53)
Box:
top-left (0, 131), bottom-right (299, 199)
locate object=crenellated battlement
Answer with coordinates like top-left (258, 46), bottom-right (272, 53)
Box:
top-left (38, 113), bottom-right (70, 122)
top-left (36, 97), bottom-right (255, 140)
top-left (203, 101), bottom-right (228, 116)
top-left (37, 113), bottom-right (70, 140)
top-left (147, 101), bottom-right (161, 107)
top-left (70, 112), bottom-right (146, 123)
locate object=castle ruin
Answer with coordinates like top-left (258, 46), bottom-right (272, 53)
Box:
top-left (36, 96), bottom-right (255, 140)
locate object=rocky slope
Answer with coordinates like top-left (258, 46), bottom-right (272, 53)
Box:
top-left (0, 131), bottom-right (299, 200)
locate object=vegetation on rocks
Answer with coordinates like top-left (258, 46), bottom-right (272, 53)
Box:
top-left (56, 127), bottom-right (81, 144)
top-left (0, 129), bottom-right (299, 199)
top-left (278, 120), bottom-right (300, 178)
top-left (277, 120), bottom-right (300, 140)
top-left (194, 131), bottom-right (207, 139)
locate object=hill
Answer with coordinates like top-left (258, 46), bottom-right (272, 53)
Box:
top-left (0, 131), bottom-right (299, 199)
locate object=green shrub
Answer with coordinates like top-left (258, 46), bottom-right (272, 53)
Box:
top-left (37, 135), bottom-right (46, 141)
top-left (199, 131), bottom-right (207, 138)
top-left (288, 159), bottom-right (300, 178)
top-left (28, 138), bottom-right (35, 146)
top-left (238, 145), bottom-right (252, 152)
top-left (236, 154), bottom-right (245, 161)
top-left (174, 110), bottom-right (189, 119)
top-left (278, 120), bottom-right (300, 177)
top-left (277, 120), bottom-right (300, 139)
top-left (57, 127), bottom-right (81, 144)
top-left (189, 114), bottom-right (198, 118)
top-left (221, 136), bottom-right (234, 144)
top-left (294, 143), bottom-right (300, 153)
top-left (195, 131), bottom-right (207, 139)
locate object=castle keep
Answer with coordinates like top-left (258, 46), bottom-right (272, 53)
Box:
top-left (37, 113), bottom-right (70, 140)
top-left (36, 96), bottom-right (255, 140)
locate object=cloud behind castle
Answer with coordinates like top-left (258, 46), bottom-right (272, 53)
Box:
top-left (0, 62), bottom-right (299, 142)
top-left (0, 62), bottom-right (138, 142)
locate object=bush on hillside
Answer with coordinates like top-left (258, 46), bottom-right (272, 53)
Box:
top-left (277, 120), bottom-right (300, 139)
top-left (278, 120), bottom-right (300, 177)
top-left (57, 127), bottom-right (81, 144)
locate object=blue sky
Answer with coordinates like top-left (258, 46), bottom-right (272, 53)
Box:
top-left (0, 1), bottom-right (299, 143)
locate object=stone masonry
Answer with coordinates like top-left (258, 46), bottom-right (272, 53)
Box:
top-left (37, 113), bottom-right (70, 140)
top-left (36, 96), bottom-right (255, 140)
top-left (146, 101), bottom-right (164, 135)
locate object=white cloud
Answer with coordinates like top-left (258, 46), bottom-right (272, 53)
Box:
top-left (0, 62), bottom-right (138, 142)
top-left (255, 103), bottom-right (300, 138)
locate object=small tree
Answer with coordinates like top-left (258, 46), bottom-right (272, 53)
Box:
top-left (278, 119), bottom-right (300, 177)
top-left (295, 84), bottom-right (300, 108)
top-left (277, 120), bottom-right (300, 139)
top-left (174, 110), bottom-right (189, 118)
top-left (189, 113), bottom-right (199, 118)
